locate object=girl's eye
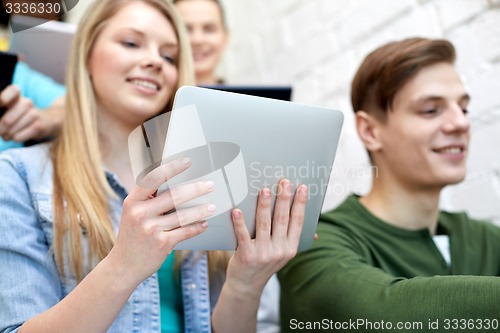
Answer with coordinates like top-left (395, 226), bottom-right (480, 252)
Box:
top-left (122, 40), bottom-right (138, 48)
top-left (162, 54), bottom-right (177, 65)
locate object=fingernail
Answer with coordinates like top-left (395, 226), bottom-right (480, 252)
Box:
top-left (299, 185), bottom-right (308, 195)
top-left (279, 179), bottom-right (290, 195)
top-left (233, 210), bottom-right (241, 219)
top-left (201, 221), bottom-right (208, 228)
top-left (205, 180), bottom-right (214, 191)
top-left (207, 204), bottom-right (217, 212)
top-left (180, 157), bottom-right (191, 165)
top-left (3, 90), bottom-right (14, 101)
top-left (261, 188), bottom-right (270, 197)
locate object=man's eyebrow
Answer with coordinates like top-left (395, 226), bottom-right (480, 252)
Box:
top-left (459, 93), bottom-right (471, 103)
top-left (412, 93), bottom-right (471, 105)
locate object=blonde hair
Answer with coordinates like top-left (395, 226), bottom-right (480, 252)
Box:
top-left (51, 0), bottom-right (198, 281)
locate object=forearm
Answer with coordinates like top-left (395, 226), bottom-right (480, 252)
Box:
top-left (213, 182), bottom-right (306, 332)
top-left (19, 255), bottom-right (138, 333)
top-left (39, 96), bottom-right (65, 138)
top-left (211, 277), bottom-right (264, 333)
top-left (280, 262), bottom-right (500, 331)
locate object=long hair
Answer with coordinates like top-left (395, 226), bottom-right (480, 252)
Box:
top-left (51, 0), bottom-right (195, 281)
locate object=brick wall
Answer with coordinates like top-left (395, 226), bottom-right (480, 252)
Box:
top-left (221, 0), bottom-right (500, 224)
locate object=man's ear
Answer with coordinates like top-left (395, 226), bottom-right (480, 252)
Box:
top-left (355, 110), bottom-right (383, 152)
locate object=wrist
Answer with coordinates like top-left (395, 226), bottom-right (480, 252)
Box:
top-left (43, 106), bottom-right (64, 137)
top-left (223, 275), bottom-right (265, 302)
top-left (99, 250), bottom-right (142, 293)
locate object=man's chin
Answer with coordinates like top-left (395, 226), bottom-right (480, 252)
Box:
top-left (443, 172), bottom-right (467, 186)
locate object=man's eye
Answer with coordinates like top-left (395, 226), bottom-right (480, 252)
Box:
top-left (422, 109), bottom-right (437, 114)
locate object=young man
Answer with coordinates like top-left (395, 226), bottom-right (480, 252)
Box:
top-left (279, 38), bottom-right (500, 332)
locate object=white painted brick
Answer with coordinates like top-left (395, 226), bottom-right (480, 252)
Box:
top-left (466, 113), bottom-right (500, 172)
top-left (335, 0), bottom-right (415, 49)
top-left (390, 3), bottom-right (443, 38)
top-left (259, 20), bottom-right (289, 70)
top-left (221, 1), bottom-right (262, 36)
top-left (323, 130), bottom-right (373, 211)
top-left (435, 0), bottom-right (487, 30)
top-left (290, 71), bottom-right (325, 105)
top-left (280, 1), bottom-right (321, 44)
top-left (259, 0), bottom-right (300, 17)
top-left (449, 9), bottom-right (500, 74)
top-left (225, 34), bottom-right (265, 83)
top-left (462, 64), bottom-right (500, 119)
top-left (354, 3), bottom-right (442, 61)
top-left (442, 172), bottom-right (500, 225)
top-left (321, 94), bottom-right (354, 118)
top-left (321, 49), bottom-right (358, 97)
top-left (268, 31), bottom-right (337, 83)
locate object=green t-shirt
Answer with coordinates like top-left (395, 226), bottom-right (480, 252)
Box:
top-left (158, 252), bottom-right (183, 333)
top-left (279, 194), bottom-right (500, 332)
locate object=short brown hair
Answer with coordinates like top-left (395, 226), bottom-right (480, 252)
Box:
top-left (351, 38), bottom-right (456, 120)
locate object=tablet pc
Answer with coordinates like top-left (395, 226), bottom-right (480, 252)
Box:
top-left (130, 86), bottom-right (343, 251)
top-left (0, 52), bottom-right (18, 116)
top-left (9, 15), bottom-right (76, 84)
top-left (202, 84), bottom-right (292, 101)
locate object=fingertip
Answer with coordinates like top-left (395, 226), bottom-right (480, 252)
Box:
top-left (180, 157), bottom-right (191, 166)
top-left (207, 204), bottom-right (217, 214)
top-left (260, 188), bottom-right (271, 198)
top-left (298, 184), bottom-right (308, 197)
top-left (200, 220), bottom-right (208, 228)
top-left (232, 209), bottom-right (242, 219)
top-left (276, 179), bottom-right (292, 197)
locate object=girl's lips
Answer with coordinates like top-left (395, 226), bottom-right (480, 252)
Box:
top-left (126, 78), bottom-right (162, 95)
top-left (127, 78), bottom-right (161, 91)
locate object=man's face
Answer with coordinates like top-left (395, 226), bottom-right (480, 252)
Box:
top-left (374, 62), bottom-right (470, 190)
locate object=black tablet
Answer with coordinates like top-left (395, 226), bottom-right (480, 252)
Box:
top-left (202, 85), bottom-right (292, 101)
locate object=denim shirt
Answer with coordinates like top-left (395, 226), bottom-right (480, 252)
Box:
top-left (0, 144), bottom-right (216, 333)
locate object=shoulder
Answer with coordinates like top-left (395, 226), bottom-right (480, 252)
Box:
top-left (280, 196), bottom-right (369, 277)
top-left (317, 194), bottom-right (374, 246)
top-left (440, 210), bottom-right (500, 240)
top-left (0, 143), bottom-right (51, 168)
top-left (0, 144), bottom-right (53, 193)
top-left (320, 194), bottom-right (365, 227)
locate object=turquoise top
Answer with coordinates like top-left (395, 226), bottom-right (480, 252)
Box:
top-left (0, 62), bottom-right (66, 152)
top-left (158, 251), bottom-right (184, 333)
